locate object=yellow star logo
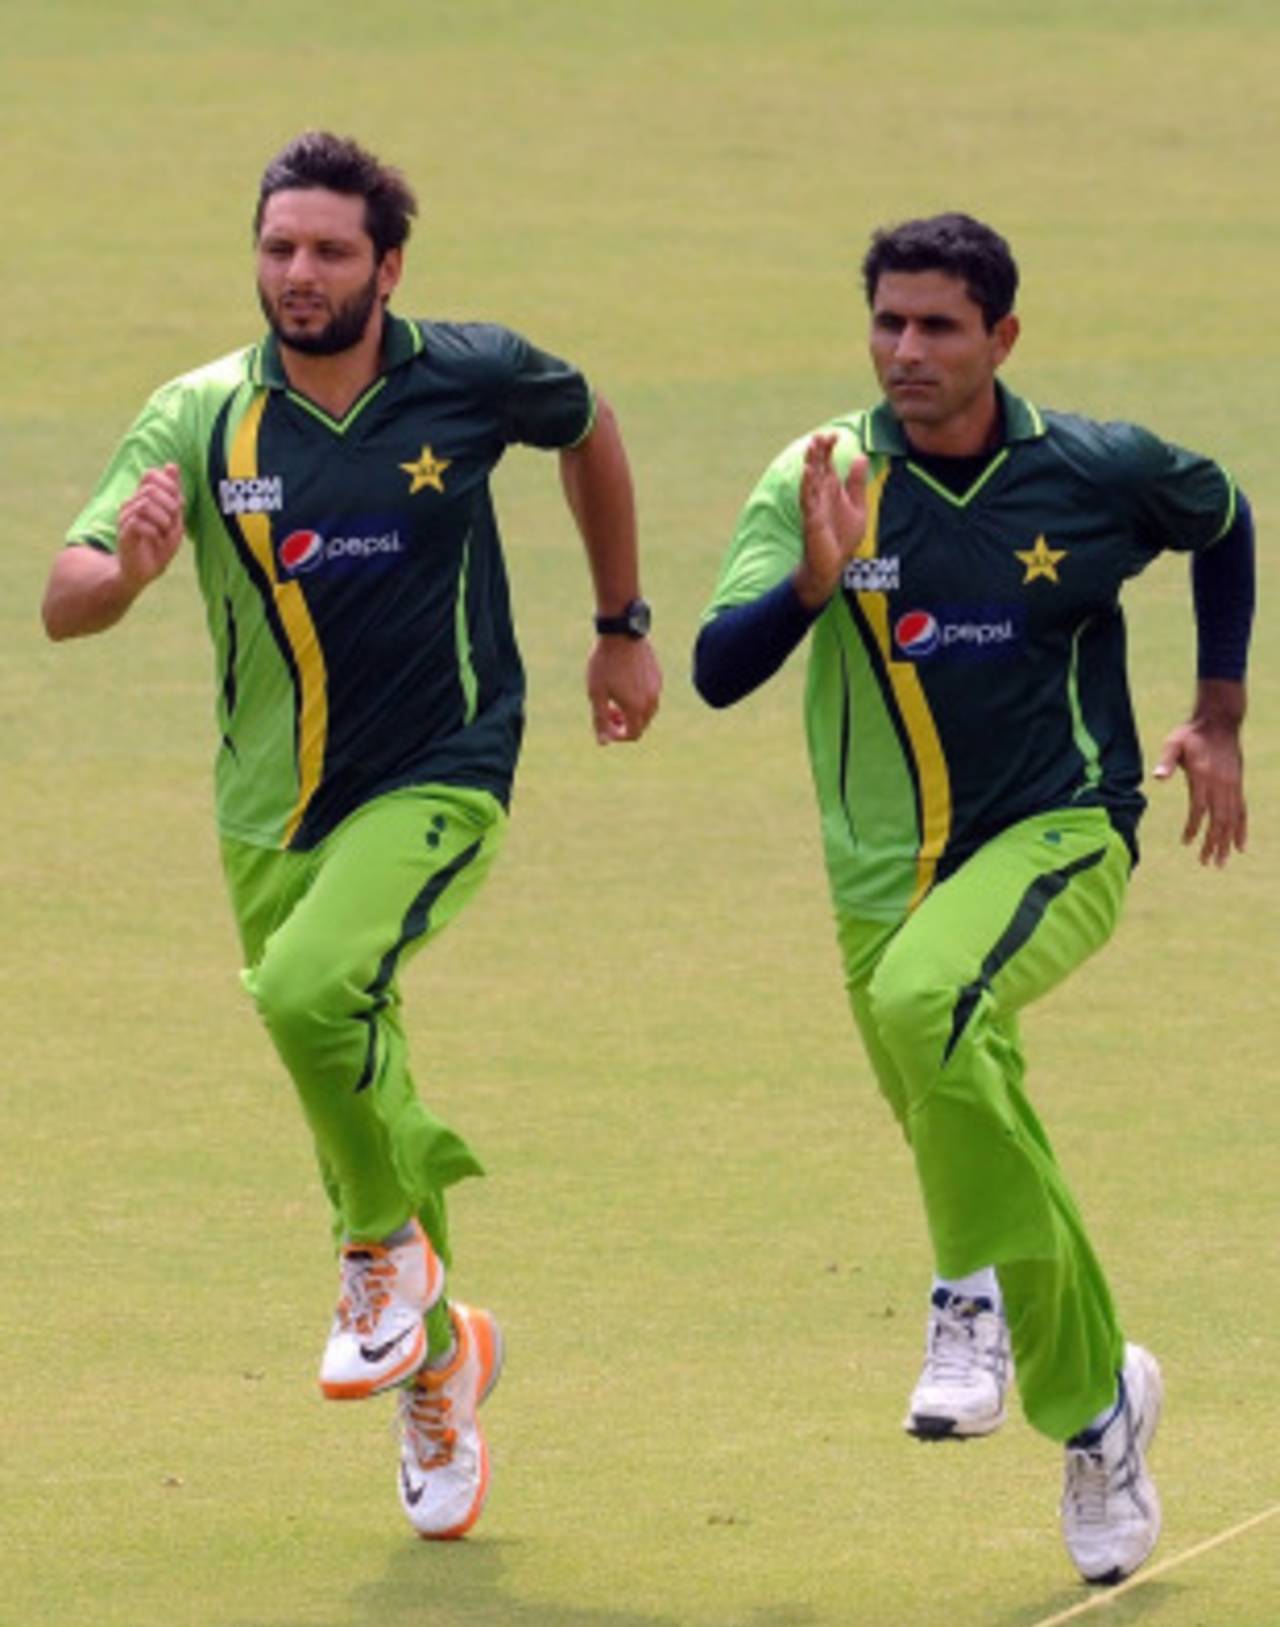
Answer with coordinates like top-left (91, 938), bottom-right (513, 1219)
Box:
top-left (400, 445), bottom-right (451, 495)
top-left (1015, 534), bottom-right (1067, 584)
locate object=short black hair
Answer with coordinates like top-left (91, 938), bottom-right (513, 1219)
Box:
top-left (862, 213), bottom-right (1018, 329)
top-left (254, 131), bottom-right (417, 260)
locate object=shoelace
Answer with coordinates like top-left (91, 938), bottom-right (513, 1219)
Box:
top-left (335, 1249), bottom-right (396, 1336)
top-left (924, 1308), bottom-right (1001, 1384)
top-left (401, 1382), bottom-right (456, 1470)
top-left (1064, 1443), bottom-right (1112, 1527)
top-left (1064, 1411), bottom-right (1142, 1527)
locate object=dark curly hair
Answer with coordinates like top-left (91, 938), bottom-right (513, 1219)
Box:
top-left (254, 131), bottom-right (417, 260)
top-left (862, 213), bottom-right (1018, 330)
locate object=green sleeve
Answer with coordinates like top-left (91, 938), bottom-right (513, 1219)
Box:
top-left (64, 379), bottom-right (203, 551)
top-left (1107, 422), bottom-right (1237, 555)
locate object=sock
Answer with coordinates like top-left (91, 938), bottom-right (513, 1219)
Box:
top-left (1070, 1372), bottom-right (1125, 1445)
top-left (933, 1267), bottom-right (1002, 1312)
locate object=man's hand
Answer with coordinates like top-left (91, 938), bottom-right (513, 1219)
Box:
top-left (795, 433), bottom-right (868, 611)
top-left (117, 463), bottom-right (185, 592)
top-left (1153, 683), bottom-right (1247, 867)
top-left (42, 463), bottom-right (186, 640)
top-left (586, 636), bottom-right (662, 744)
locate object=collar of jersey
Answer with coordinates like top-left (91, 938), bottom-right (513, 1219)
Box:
top-left (249, 312), bottom-right (423, 390)
top-left (863, 380), bottom-right (1045, 455)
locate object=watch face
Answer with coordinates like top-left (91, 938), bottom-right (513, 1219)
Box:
top-left (627, 600), bottom-right (651, 636)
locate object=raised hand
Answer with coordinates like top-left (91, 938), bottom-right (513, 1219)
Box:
top-left (795, 434), bottom-right (868, 611)
top-left (117, 463), bottom-right (185, 592)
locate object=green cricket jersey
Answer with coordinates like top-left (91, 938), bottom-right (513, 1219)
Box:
top-left (67, 315), bottom-right (594, 849)
top-left (704, 383), bottom-right (1236, 922)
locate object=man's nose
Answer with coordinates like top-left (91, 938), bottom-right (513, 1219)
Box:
top-left (895, 322), bottom-right (927, 362)
top-left (285, 249), bottom-right (318, 284)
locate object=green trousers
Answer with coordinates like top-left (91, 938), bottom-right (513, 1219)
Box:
top-left (221, 784), bottom-right (506, 1264)
top-left (839, 807), bottom-right (1131, 1442)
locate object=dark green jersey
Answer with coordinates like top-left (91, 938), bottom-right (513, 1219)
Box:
top-left (705, 383), bottom-right (1236, 921)
top-left (67, 315), bottom-right (593, 849)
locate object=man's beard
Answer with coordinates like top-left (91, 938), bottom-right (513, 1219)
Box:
top-left (258, 270), bottom-right (381, 356)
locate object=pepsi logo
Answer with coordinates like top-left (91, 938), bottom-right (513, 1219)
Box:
top-left (894, 610), bottom-right (940, 657)
top-left (278, 529), bottom-right (325, 574)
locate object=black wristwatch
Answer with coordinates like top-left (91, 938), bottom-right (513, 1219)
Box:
top-left (594, 597), bottom-right (652, 639)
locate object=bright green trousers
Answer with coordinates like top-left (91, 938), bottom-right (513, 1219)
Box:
top-left (221, 784), bottom-right (506, 1264)
top-left (839, 807), bottom-right (1132, 1442)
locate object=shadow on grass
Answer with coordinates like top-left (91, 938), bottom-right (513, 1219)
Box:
top-left (234, 1536), bottom-right (827, 1627)
top-left (235, 1536), bottom-right (671, 1627)
top-left (993, 1576), bottom-right (1184, 1627)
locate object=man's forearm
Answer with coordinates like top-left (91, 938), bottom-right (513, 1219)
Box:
top-left (558, 396), bottom-right (642, 613)
top-left (694, 579), bottom-right (820, 708)
top-left (42, 546), bottom-right (139, 640)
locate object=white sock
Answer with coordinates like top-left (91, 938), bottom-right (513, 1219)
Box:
top-left (934, 1267), bottom-right (1002, 1309)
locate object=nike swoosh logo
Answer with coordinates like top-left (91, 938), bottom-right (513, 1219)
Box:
top-left (401, 1465), bottom-right (425, 1507)
top-left (360, 1326), bottom-right (417, 1364)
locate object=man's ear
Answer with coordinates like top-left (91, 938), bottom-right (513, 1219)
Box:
top-left (378, 247), bottom-right (404, 302)
top-left (991, 312), bottom-right (1020, 368)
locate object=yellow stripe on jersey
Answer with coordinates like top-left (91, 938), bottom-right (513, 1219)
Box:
top-left (228, 391), bottom-right (329, 847)
top-left (854, 462), bottom-right (952, 910)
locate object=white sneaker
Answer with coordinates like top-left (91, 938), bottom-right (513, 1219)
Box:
top-left (904, 1289), bottom-right (1011, 1440)
top-left (397, 1302), bottom-right (504, 1540)
top-left (1061, 1343), bottom-right (1163, 1585)
top-left (319, 1220), bottom-right (444, 1400)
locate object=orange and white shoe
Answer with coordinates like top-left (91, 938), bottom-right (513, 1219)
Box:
top-left (397, 1302), bottom-right (504, 1539)
top-left (319, 1220), bottom-right (444, 1400)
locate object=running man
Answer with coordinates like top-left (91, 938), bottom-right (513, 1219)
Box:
top-left (694, 213), bottom-right (1252, 1585)
top-left (44, 130), bottom-right (661, 1540)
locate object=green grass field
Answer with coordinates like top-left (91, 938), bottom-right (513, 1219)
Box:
top-left (3, 3), bottom-right (1278, 1624)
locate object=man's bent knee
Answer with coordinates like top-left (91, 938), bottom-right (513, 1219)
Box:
top-left (865, 962), bottom-right (971, 1091)
top-left (245, 942), bottom-right (363, 1050)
